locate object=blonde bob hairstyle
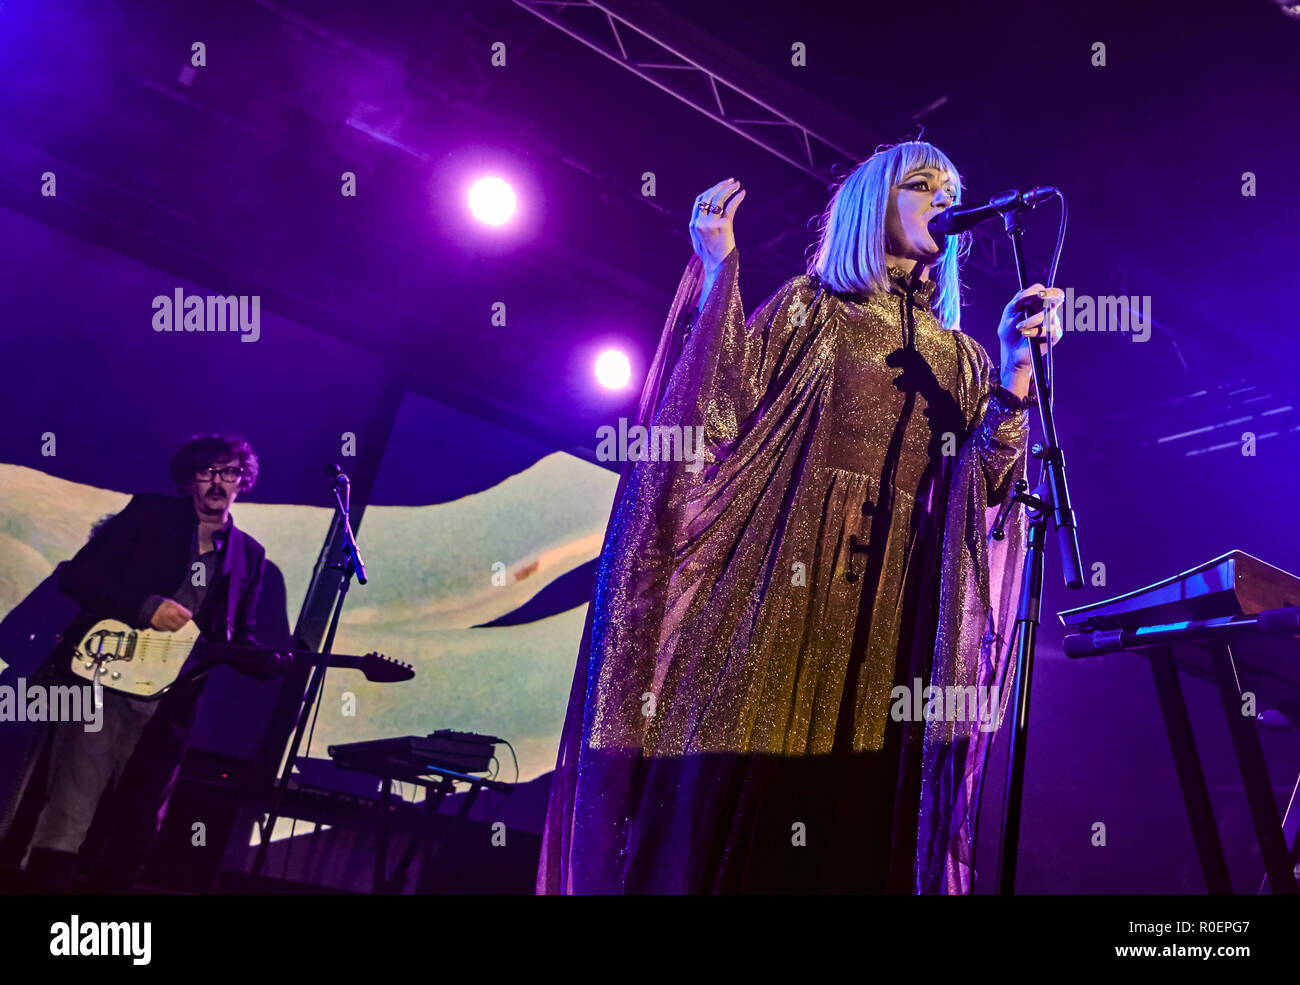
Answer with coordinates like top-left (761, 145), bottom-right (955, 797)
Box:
top-left (807, 140), bottom-right (969, 330)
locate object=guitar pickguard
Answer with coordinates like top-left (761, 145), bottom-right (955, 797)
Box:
top-left (71, 620), bottom-right (202, 698)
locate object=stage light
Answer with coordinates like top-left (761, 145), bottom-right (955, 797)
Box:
top-left (594, 349), bottom-right (632, 390)
top-left (467, 176), bottom-right (516, 226)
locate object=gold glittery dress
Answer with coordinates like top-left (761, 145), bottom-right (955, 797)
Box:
top-left (539, 248), bottom-right (1033, 893)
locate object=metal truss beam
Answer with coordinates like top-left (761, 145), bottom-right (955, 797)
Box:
top-left (511, 0), bottom-right (860, 182)
top-left (510, 0), bottom-right (1012, 280)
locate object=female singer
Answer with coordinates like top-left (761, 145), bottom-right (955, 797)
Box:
top-left (539, 140), bottom-right (1063, 894)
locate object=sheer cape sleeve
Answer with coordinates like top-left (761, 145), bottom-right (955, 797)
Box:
top-left (917, 330), bottom-right (1030, 893)
top-left (536, 248), bottom-right (831, 892)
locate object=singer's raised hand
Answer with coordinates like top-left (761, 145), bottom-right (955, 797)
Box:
top-left (689, 179), bottom-right (746, 275)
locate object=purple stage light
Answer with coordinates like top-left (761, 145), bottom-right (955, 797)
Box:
top-left (594, 349), bottom-right (631, 390)
top-left (467, 176), bottom-right (517, 226)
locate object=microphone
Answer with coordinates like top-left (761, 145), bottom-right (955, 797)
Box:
top-left (928, 186), bottom-right (1057, 239)
top-left (325, 463), bottom-right (350, 510)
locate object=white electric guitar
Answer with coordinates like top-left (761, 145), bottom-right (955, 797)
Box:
top-left (70, 619), bottom-right (413, 698)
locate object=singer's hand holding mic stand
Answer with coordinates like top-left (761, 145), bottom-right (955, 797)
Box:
top-left (931, 187), bottom-right (1084, 894)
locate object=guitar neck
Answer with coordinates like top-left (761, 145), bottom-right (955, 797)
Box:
top-left (196, 641), bottom-right (365, 669)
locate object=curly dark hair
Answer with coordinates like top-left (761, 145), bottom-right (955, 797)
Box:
top-left (169, 434), bottom-right (259, 493)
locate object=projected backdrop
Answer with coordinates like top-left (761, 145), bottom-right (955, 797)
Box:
top-left (0, 392), bottom-right (618, 788)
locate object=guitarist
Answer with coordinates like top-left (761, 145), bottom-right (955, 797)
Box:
top-left (18, 434), bottom-right (289, 893)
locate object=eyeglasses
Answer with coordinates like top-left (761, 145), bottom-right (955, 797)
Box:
top-left (195, 466), bottom-right (244, 482)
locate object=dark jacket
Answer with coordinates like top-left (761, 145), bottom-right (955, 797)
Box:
top-left (42, 492), bottom-right (267, 725)
top-left (0, 493), bottom-right (268, 858)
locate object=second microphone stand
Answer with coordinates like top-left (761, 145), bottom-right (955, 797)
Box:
top-left (251, 467), bottom-right (367, 881)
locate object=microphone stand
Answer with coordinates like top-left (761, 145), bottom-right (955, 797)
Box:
top-left (991, 203), bottom-right (1083, 894)
top-left (251, 467), bottom-right (367, 880)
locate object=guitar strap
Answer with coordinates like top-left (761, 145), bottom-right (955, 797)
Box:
top-left (194, 520), bottom-right (244, 644)
top-left (220, 525), bottom-right (244, 643)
